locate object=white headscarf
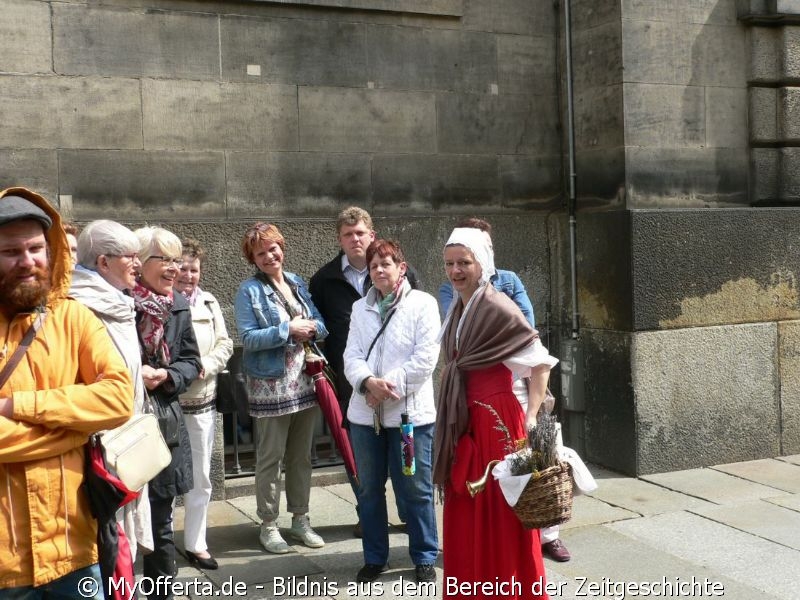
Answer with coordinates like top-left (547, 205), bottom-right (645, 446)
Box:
top-left (444, 227), bottom-right (496, 283)
top-left (439, 227), bottom-right (497, 343)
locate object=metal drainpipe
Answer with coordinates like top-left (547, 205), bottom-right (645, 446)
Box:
top-left (565, 0), bottom-right (579, 341)
top-left (560, 0), bottom-right (587, 457)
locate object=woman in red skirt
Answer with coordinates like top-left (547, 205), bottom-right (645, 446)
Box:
top-left (434, 227), bottom-right (558, 599)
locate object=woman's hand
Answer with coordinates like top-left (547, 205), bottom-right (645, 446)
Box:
top-left (364, 377), bottom-right (399, 406)
top-left (142, 365), bottom-right (169, 390)
top-left (289, 316), bottom-right (317, 341)
top-left (525, 412), bottom-right (537, 433)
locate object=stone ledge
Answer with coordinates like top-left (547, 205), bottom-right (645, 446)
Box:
top-left (222, 465), bottom-right (350, 501)
top-left (739, 0), bottom-right (800, 23)
top-left (245, 0), bottom-right (463, 17)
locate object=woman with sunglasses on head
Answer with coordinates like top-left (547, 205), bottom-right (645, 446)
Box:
top-left (133, 227), bottom-right (202, 600)
top-left (234, 222), bottom-right (328, 555)
top-left (69, 220), bottom-right (152, 560)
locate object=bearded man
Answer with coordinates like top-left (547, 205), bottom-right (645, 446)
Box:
top-left (0, 187), bottom-right (133, 596)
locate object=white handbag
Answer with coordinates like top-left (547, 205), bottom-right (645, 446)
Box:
top-left (99, 412), bottom-right (172, 491)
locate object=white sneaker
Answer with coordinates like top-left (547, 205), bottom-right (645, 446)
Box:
top-left (259, 522), bottom-right (290, 554)
top-left (288, 514), bottom-right (325, 548)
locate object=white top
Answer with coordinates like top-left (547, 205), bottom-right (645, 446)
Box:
top-left (180, 290), bottom-right (234, 410)
top-left (344, 282), bottom-right (441, 428)
top-left (341, 254), bottom-right (369, 296)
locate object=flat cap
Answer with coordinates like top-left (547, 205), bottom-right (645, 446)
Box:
top-left (0, 195), bottom-right (53, 230)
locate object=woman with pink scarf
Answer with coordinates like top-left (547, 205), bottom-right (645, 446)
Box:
top-left (133, 226), bottom-right (201, 600)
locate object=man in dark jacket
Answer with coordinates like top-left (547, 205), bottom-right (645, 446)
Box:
top-left (310, 207), bottom-right (375, 413)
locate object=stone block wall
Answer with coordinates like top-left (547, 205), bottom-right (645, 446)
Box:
top-left (741, 2), bottom-right (800, 203)
top-left (0, 0), bottom-right (562, 220)
top-left (0, 0), bottom-right (560, 315)
top-left (563, 0), bottom-right (799, 474)
top-left (575, 207), bottom-right (800, 474)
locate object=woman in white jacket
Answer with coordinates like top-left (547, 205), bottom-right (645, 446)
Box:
top-left (344, 239), bottom-right (441, 585)
top-left (175, 239), bottom-right (234, 570)
top-left (69, 219), bottom-right (153, 560)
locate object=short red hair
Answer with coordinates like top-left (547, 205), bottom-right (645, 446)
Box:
top-left (241, 222), bottom-right (285, 264)
top-left (366, 239), bottom-right (405, 266)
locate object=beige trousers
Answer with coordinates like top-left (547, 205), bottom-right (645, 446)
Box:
top-left (254, 405), bottom-right (319, 523)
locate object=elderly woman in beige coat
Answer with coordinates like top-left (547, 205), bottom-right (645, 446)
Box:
top-left (69, 219), bottom-right (153, 559)
top-left (175, 238), bottom-right (233, 569)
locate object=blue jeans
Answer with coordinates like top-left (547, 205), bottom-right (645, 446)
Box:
top-left (0, 564), bottom-right (104, 600)
top-left (350, 422), bottom-right (438, 566)
top-left (345, 428), bottom-right (407, 522)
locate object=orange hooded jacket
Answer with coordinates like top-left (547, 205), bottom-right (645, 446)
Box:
top-left (0, 187), bottom-right (133, 588)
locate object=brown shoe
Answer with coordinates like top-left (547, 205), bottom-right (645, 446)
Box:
top-left (542, 539), bottom-right (571, 562)
top-left (353, 520), bottom-right (363, 538)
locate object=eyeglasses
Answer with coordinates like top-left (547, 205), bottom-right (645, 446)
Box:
top-left (147, 255), bottom-right (183, 267)
top-left (107, 253), bottom-right (139, 262)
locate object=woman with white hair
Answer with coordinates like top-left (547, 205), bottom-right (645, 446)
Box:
top-left (69, 219), bottom-right (152, 560)
top-left (133, 226), bottom-right (201, 598)
top-left (433, 228), bottom-right (558, 598)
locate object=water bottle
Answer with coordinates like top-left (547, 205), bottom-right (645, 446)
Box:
top-left (400, 413), bottom-right (415, 476)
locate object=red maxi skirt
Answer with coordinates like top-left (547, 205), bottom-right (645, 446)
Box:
top-left (443, 363), bottom-right (548, 599)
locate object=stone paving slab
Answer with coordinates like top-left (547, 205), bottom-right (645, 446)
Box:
top-left (551, 525), bottom-right (780, 600)
top-left (561, 493), bottom-right (640, 530)
top-left (778, 454), bottom-right (800, 466)
top-left (586, 473), bottom-right (715, 516)
top-left (765, 493), bottom-right (800, 512)
top-left (168, 456), bottom-right (800, 599)
top-left (610, 511), bottom-right (799, 599)
top-left (641, 467), bottom-right (792, 504)
top-left (712, 458), bottom-right (800, 493)
top-left (690, 499), bottom-right (800, 550)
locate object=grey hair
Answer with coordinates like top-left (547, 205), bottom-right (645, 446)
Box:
top-left (134, 226), bottom-right (182, 263)
top-left (77, 220), bottom-right (139, 269)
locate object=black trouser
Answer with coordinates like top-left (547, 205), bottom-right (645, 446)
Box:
top-left (143, 494), bottom-right (176, 600)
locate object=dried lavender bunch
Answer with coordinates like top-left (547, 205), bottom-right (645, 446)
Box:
top-left (506, 446), bottom-right (535, 476)
top-left (527, 413), bottom-right (559, 471)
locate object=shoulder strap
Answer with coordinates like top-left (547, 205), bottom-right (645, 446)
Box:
top-left (256, 272), bottom-right (302, 319)
top-left (366, 309), bottom-right (396, 361)
top-left (0, 311), bottom-right (47, 389)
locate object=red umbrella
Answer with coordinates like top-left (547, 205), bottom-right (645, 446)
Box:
top-left (83, 438), bottom-right (137, 600)
top-left (304, 350), bottom-right (359, 485)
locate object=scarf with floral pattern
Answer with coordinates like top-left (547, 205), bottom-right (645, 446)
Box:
top-left (132, 283), bottom-right (173, 367)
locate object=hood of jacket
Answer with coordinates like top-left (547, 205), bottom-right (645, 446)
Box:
top-left (0, 187), bottom-right (71, 308)
top-left (69, 265), bottom-right (136, 323)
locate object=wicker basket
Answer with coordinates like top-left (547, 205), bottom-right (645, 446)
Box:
top-left (512, 461), bottom-right (573, 530)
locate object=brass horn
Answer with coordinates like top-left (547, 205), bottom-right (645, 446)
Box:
top-left (466, 460), bottom-right (500, 497)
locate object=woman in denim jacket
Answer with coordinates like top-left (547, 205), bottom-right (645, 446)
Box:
top-left (234, 222), bottom-right (329, 554)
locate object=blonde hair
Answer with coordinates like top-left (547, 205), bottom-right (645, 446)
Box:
top-left (134, 226), bottom-right (182, 263)
top-left (336, 206), bottom-right (373, 234)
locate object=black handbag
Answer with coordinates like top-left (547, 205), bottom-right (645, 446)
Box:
top-left (149, 394), bottom-right (181, 448)
top-left (215, 370), bottom-right (250, 422)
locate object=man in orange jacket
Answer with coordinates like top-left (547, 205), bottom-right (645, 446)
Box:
top-left (0, 187), bottom-right (133, 595)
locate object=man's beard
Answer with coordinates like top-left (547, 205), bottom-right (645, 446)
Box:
top-left (0, 266), bottom-right (51, 314)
